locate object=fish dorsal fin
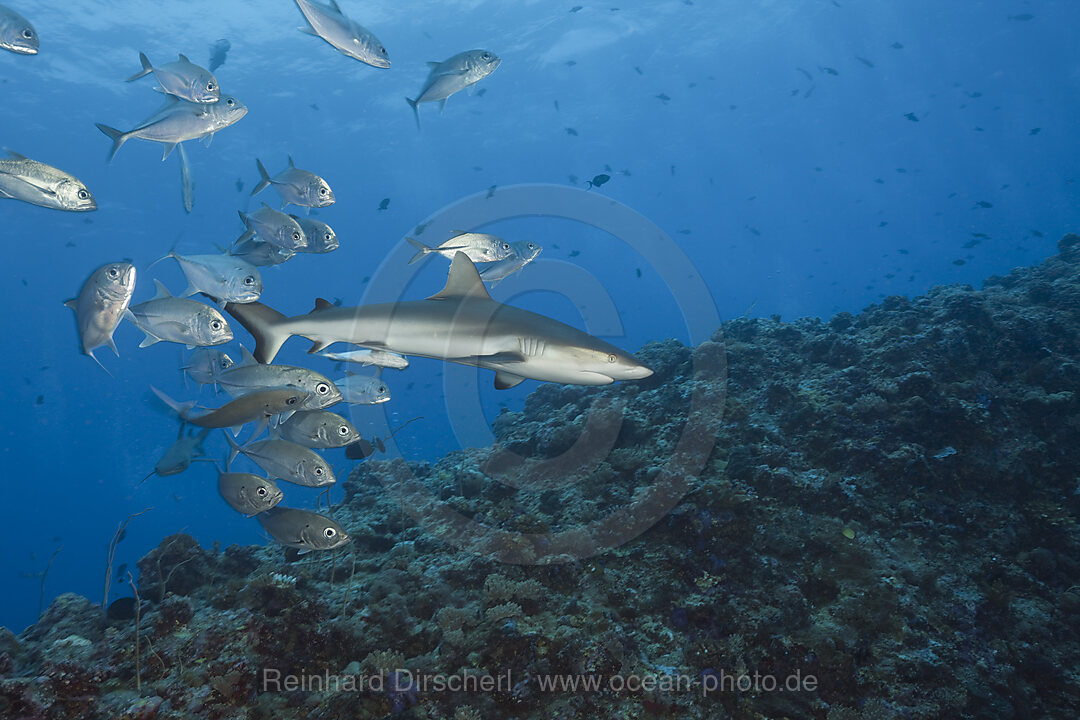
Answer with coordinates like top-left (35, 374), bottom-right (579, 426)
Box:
top-left (427, 252), bottom-right (492, 301)
top-left (63, 298), bottom-right (76, 309)
top-left (287, 155), bottom-right (295, 168)
top-left (311, 297), bottom-right (335, 313)
top-left (238, 345), bottom-right (258, 366)
top-left (328, 0), bottom-right (342, 12)
top-left (4, 149), bottom-right (28, 161)
top-left (260, 202), bottom-right (273, 211)
top-left (152, 279), bottom-right (173, 299)
top-left (426, 61), bottom-right (440, 69)
top-left (178, 53), bottom-right (190, 63)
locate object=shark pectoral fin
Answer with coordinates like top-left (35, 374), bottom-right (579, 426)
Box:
top-left (494, 371), bottom-right (526, 390)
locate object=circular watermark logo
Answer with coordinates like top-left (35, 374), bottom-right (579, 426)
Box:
top-left (349, 184), bottom-right (726, 564)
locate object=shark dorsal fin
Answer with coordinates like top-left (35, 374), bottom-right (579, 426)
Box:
top-left (152, 278), bottom-right (173, 299)
top-left (311, 297), bottom-right (335, 313)
top-left (427, 252), bottom-right (492, 301)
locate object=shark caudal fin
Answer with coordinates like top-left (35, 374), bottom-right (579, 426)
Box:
top-left (222, 301), bottom-right (292, 363)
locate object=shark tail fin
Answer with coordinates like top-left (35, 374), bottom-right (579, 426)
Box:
top-left (125, 52), bottom-right (153, 82)
top-left (95, 124), bottom-right (127, 163)
top-left (406, 236), bottom-right (431, 264)
top-left (405, 97), bottom-right (421, 130)
top-left (222, 301), bottom-right (292, 364)
top-left (251, 158), bottom-right (271, 196)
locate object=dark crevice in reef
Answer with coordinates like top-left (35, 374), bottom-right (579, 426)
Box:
top-left (3, 235), bottom-right (1079, 719)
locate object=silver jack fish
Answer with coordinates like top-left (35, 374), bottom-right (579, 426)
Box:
top-left (294, 0), bottom-right (389, 69)
top-left (480, 241), bottom-right (543, 286)
top-left (224, 252), bottom-right (653, 389)
top-left (236, 204), bottom-right (307, 250)
top-left (155, 251), bottom-right (262, 303)
top-left (275, 409), bottom-right (359, 448)
top-left (318, 348), bottom-right (408, 369)
top-left (0, 3), bottom-right (37, 55)
top-left (225, 435), bottom-right (335, 487)
top-left (252, 157), bottom-right (334, 210)
top-left (407, 232), bottom-right (513, 264)
top-left (218, 471), bottom-right (283, 517)
top-left (0, 150), bottom-right (96, 211)
top-left (125, 280), bottom-right (233, 348)
top-left (257, 506), bottom-right (350, 553)
top-left (96, 94), bottom-right (248, 161)
top-left (336, 374), bottom-right (390, 404)
top-left (218, 346), bottom-right (342, 410)
top-left (289, 215), bottom-right (338, 253)
top-left (182, 348), bottom-right (234, 386)
top-left (152, 386), bottom-right (310, 437)
top-left (229, 239), bottom-right (295, 267)
top-left (405, 50), bottom-right (500, 129)
top-left (65, 262), bottom-right (136, 370)
top-left (126, 52), bottom-right (220, 104)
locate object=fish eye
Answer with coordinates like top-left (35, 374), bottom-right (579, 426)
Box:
top-left (207, 82), bottom-right (215, 91)
top-left (292, 232), bottom-right (301, 241)
top-left (378, 385), bottom-right (386, 393)
top-left (315, 382), bottom-right (330, 395)
top-left (78, 190), bottom-right (89, 199)
top-left (502, 242), bottom-right (510, 250)
top-left (210, 320), bottom-right (222, 331)
top-left (378, 46), bottom-right (386, 54)
top-left (243, 276), bottom-right (255, 285)
top-left (607, 354), bottom-right (617, 363)
top-left (338, 426), bottom-right (349, 435)
top-left (323, 527), bottom-right (336, 538)
top-left (324, 233), bottom-right (332, 241)
top-left (319, 187), bottom-right (327, 195)
top-left (287, 397), bottom-right (298, 405)
top-left (22, 29), bottom-right (33, 39)
top-left (256, 487), bottom-right (267, 497)
top-left (314, 467), bottom-right (324, 476)
top-left (226, 98), bottom-right (235, 106)
top-left (482, 53), bottom-right (491, 60)
top-left (107, 267), bottom-right (119, 278)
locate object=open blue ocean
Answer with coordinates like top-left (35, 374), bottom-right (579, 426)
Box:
top-left (2, 1), bottom-right (1079, 717)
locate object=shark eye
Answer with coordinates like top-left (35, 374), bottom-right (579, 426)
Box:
top-left (607, 354), bottom-right (617, 363)
top-left (338, 425), bottom-right (350, 435)
top-left (243, 275), bottom-right (256, 285)
top-left (323, 527), bottom-right (336, 538)
top-left (256, 486), bottom-right (267, 497)
top-left (78, 190), bottom-right (89, 199)
top-left (315, 382), bottom-right (330, 395)
top-left (210, 320), bottom-right (223, 331)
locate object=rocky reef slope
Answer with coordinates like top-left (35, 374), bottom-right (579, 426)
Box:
top-left (2, 236), bottom-right (1079, 719)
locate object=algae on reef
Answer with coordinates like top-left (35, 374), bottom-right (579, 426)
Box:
top-left (3, 236), bottom-right (1080, 719)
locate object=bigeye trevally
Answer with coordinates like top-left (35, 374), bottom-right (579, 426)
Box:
top-left (236, 204), bottom-right (307, 251)
top-left (217, 346), bottom-right (342, 411)
top-left (126, 52), bottom-right (220, 104)
top-left (252, 157), bottom-right (334, 210)
top-left (275, 409), bottom-right (359, 448)
top-left (289, 215), bottom-right (339, 254)
top-left (405, 49), bottom-right (501, 129)
top-left (293, 0), bottom-right (389, 69)
top-left (156, 251), bottom-right (262, 303)
top-left (479, 241), bottom-right (543, 287)
top-left (257, 506), bottom-right (351, 553)
top-left (124, 280), bottom-right (233, 349)
top-left (65, 262), bottom-right (137, 370)
top-left (0, 150), bottom-right (97, 212)
top-left (0, 4), bottom-right (37, 55)
top-left (218, 471), bottom-right (283, 517)
top-left (225, 436), bottom-right (335, 487)
top-left (96, 94), bottom-right (248, 161)
top-left (406, 231), bottom-right (513, 265)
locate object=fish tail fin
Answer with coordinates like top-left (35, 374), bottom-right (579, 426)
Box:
top-left (125, 52), bottom-right (153, 83)
top-left (95, 123), bottom-right (127, 162)
top-left (405, 97), bottom-right (421, 130)
top-left (406, 236), bottom-right (431, 264)
top-left (251, 159), bottom-right (271, 196)
top-left (222, 301), bottom-right (292, 364)
top-left (151, 385), bottom-right (196, 420)
top-left (222, 430), bottom-right (242, 465)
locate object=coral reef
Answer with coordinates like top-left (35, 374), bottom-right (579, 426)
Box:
top-left (3, 236), bottom-right (1080, 718)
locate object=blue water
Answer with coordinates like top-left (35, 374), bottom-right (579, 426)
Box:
top-left (1, 0), bottom-right (1077, 633)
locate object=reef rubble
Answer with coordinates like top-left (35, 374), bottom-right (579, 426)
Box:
top-left (2, 236), bottom-right (1079, 719)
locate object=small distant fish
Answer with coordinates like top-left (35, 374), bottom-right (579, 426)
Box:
top-left (475, 88), bottom-right (487, 97)
top-left (970, 232), bottom-right (990, 239)
top-left (1007, 13), bottom-right (1033, 21)
top-left (156, 251), bottom-right (262, 303)
top-left (405, 49), bottom-right (501, 129)
top-left (337, 374), bottom-right (391, 404)
top-left (257, 506), bottom-right (350, 553)
top-left (634, 66), bottom-right (643, 75)
top-left (226, 436), bottom-right (335, 487)
top-left (568, 250), bottom-right (580, 258)
top-left (821, 67), bottom-right (839, 76)
top-left (486, 185), bottom-right (497, 199)
top-left (218, 471), bottom-right (283, 517)
top-left (897, 248), bottom-right (909, 254)
top-left (125, 280), bottom-right (233, 348)
top-left (407, 232), bottom-right (513, 264)
top-left (310, 103), bottom-right (319, 111)
top-left (855, 56), bottom-right (874, 68)
top-left (904, 112), bottom-right (919, 122)
top-left (890, 42), bottom-right (904, 49)
top-left (554, 100), bottom-right (560, 111)
top-left (0, 3), bottom-right (37, 54)
top-left (874, 178), bottom-right (884, 184)
top-left (570, 5), bottom-right (582, 12)
top-left (1031, 230), bottom-right (1043, 238)
top-left (289, 215), bottom-right (338, 253)
top-left (952, 259), bottom-right (966, 266)
top-left (0, 150), bottom-right (97, 212)
top-left (318, 348), bottom-right (409, 369)
top-left (655, 93), bottom-right (671, 102)
top-left (251, 156), bottom-right (334, 209)
top-left (585, 173), bottom-right (610, 189)
top-left (294, 0), bottom-right (390, 68)
top-left (142, 425), bottom-right (213, 481)
top-left (974, 200), bottom-right (993, 209)
top-left (275, 409), bottom-right (360, 448)
top-left (1029, 128), bottom-right (1040, 136)
top-left (237, 204), bottom-right (307, 250)
top-left (126, 52), bottom-right (220, 104)
top-left (678, 229), bottom-right (691, 235)
top-left (670, 165), bottom-right (676, 176)
top-left (378, 197), bottom-right (390, 211)
top-left (35, 394), bottom-right (44, 406)
top-left (565, 127), bottom-right (579, 136)
top-left (565, 60), bottom-right (576, 67)
top-left (115, 563), bottom-right (128, 580)
top-left (177, 143), bottom-right (194, 213)
top-left (745, 225), bottom-right (761, 236)
top-left (479, 240), bottom-right (543, 287)
top-left (208, 39), bottom-right (231, 72)
top-left (235, 178), bottom-right (244, 193)
top-left (65, 262), bottom-right (137, 369)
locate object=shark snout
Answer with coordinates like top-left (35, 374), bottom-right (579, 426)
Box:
top-left (623, 363), bottom-right (654, 380)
